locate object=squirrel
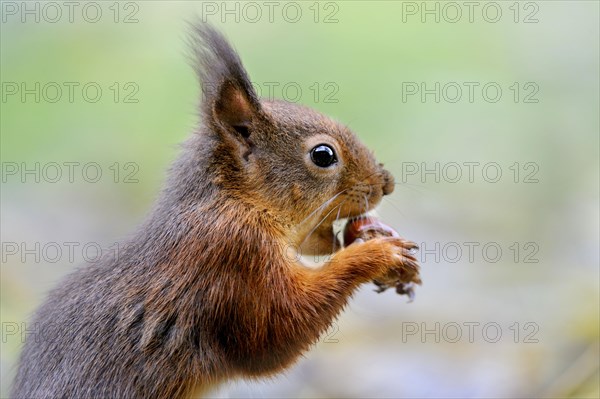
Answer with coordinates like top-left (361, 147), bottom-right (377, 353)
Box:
top-left (11, 24), bottom-right (418, 399)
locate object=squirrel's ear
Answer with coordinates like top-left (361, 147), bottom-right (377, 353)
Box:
top-left (212, 80), bottom-right (256, 138)
top-left (188, 22), bottom-right (260, 138)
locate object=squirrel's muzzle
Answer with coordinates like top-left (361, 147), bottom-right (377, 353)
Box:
top-left (381, 168), bottom-right (395, 196)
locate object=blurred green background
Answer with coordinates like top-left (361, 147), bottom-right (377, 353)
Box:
top-left (1, 1), bottom-right (598, 398)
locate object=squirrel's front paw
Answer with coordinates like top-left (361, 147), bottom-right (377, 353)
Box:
top-left (335, 237), bottom-right (418, 283)
top-left (361, 237), bottom-right (419, 278)
top-left (370, 237), bottom-right (421, 299)
top-left (341, 217), bottom-right (421, 299)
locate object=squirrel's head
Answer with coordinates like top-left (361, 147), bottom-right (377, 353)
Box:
top-left (189, 24), bottom-right (394, 246)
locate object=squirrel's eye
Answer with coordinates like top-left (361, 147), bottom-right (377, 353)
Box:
top-left (310, 144), bottom-right (337, 168)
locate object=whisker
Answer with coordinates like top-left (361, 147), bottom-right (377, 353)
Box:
top-left (341, 206), bottom-right (352, 248)
top-left (382, 196), bottom-right (408, 219)
top-left (331, 203), bottom-right (343, 253)
top-left (299, 201), bottom-right (346, 250)
top-left (390, 183), bottom-right (429, 196)
top-left (363, 193), bottom-right (370, 216)
top-left (297, 189), bottom-right (348, 228)
top-left (359, 170), bottom-right (384, 183)
top-left (353, 180), bottom-right (429, 196)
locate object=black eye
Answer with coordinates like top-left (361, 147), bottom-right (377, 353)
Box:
top-left (310, 144), bottom-right (337, 168)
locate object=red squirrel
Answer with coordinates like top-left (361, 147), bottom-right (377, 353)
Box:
top-left (12, 24), bottom-right (419, 398)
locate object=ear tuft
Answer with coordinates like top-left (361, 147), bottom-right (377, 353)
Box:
top-left (187, 22), bottom-right (260, 132)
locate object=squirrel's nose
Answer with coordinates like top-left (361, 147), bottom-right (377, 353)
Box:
top-left (381, 168), bottom-right (395, 196)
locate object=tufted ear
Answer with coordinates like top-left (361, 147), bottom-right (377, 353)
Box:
top-left (188, 23), bottom-right (260, 142)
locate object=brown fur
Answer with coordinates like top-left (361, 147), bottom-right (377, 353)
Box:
top-left (11, 24), bottom-right (410, 398)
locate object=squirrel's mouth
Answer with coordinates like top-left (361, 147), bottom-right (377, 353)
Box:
top-left (338, 191), bottom-right (383, 222)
